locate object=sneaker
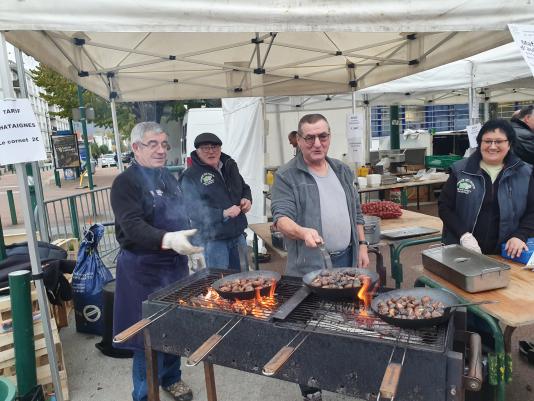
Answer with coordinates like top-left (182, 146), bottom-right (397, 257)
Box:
top-left (163, 380), bottom-right (193, 401)
top-left (303, 391), bottom-right (322, 401)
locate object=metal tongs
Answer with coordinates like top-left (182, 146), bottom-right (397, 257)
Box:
top-left (318, 242), bottom-right (333, 270)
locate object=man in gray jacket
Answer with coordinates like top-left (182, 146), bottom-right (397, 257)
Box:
top-left (511, 105), bottom-right (534, 165)
top-left (271, 113), bottom-right (370, 400)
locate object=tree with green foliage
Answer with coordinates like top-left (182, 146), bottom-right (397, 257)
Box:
top-left (99, 144), bottom-right (110, 155)
top-left (31, 64), bottom-right (221, 140)
top-left (90, 143), bottom-right (101, 159)
top-left (30, 65), bottom-right (136, 141)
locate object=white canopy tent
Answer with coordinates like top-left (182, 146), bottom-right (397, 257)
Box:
top-left (266, 42), bottom-right (534, 112)
top-left (2, 1), bottom-right (533, 103)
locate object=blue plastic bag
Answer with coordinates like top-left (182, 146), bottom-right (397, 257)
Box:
top-left (72, 224), bottom-right (114, 335)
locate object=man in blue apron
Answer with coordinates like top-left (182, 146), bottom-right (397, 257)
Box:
top-left (111, 122), bottom-right (203, 401)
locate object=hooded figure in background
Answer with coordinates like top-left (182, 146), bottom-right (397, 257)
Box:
top-left (510, 105), bottom-right (534, 165)
top-left (180, 132), bottom-right (252, 270)
top-left (111, 122), bottom-right (202, 401)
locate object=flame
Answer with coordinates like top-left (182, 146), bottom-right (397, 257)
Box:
top-left (269, 279), bottom-right (277, 297)
top-left (357, 276), bottom-right (372, 315)
top-left (188, 285), bottom-right (278, 319)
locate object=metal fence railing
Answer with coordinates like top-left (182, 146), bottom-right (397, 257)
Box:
top-left (37, 186), bottom-right (119, 267)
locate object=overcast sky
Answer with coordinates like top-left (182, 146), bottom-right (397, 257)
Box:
top-left (7, 43), bottom-right (39, 69)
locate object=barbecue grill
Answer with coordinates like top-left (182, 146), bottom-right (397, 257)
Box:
top-left (139, 269), bottom-right (482, 401)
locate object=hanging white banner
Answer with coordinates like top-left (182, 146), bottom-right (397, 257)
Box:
top-left (509, 24), bottom-right (534, 78)
top-left (0, 98), bottom-right (46, 164)
top-left (346, 111), bottom-right (365, 164)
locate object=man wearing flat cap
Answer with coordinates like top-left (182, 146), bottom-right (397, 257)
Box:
top-left (180, 132), bottom-right (252, 270)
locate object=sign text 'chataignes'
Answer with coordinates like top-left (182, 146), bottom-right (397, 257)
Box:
top-left (0, 98), bottom-right (46, 165)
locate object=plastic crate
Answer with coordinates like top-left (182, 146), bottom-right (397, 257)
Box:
top-left (425, 155), bottom-right (462, 169)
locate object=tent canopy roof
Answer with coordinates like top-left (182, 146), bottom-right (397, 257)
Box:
top-left (2, 1), bottom-right (533, 101)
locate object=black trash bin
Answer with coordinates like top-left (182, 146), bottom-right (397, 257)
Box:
top-left (95, 280), bottom-right (133, 358)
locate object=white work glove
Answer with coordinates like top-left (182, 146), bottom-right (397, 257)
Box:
top-left (162, 229), bottom-right (204, 255)
top-left (189, 252), bottom-right (206, 272)
top-left (460, 232), bottom-right (482, 254)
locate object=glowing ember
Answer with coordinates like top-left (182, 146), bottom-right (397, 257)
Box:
top-left (186, 286), bottom-right (279, 319)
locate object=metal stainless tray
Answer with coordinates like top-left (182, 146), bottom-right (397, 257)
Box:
top-left (381, 226), bottom-right (439, 240)
top-left (422, 244), bottom-right (510, 293)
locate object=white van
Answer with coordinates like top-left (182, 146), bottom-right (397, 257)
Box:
top-left (182, 108), bottom-right (225, 164)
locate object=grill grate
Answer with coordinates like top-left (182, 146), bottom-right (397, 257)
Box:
top-left (282, 293), bottom-right (447, 351)
top-left (152, 271), bottom-right (302, 321)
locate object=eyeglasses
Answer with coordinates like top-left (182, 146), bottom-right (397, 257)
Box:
top-left (481, 139), bottom-right (508, 146)
top-left (138, 140), bottom-right (171, 151)
top-left (299, 133), bottom-right (331, 145)
top-left (198, 144), bottom-right (221, 152)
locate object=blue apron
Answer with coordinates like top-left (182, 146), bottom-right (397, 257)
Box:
top-left (113, 174), bottom-right (189, 351)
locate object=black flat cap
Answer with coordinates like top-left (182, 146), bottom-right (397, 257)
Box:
top-left (194, 132), bottom-right (222, 148)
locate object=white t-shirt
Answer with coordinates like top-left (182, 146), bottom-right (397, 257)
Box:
top-left (310, 166), bottom-right (351, 252)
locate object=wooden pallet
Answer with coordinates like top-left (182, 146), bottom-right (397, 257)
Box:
top-left (52, 238), bottom-right (79, 261)
top-left (0, 290), bottom-right (69, 400)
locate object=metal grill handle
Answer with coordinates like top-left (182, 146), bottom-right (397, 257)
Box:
top-left (262, 332), bottom-right (310, 376)
top-left (262, 346), bottom-right (297, 377)
top-left (463, 332), bottom-right (483, 392)
top-left (186, 317), bottom-right (243, 367)
top-left (186, 334), bottom-right (223, 366)
top-left (379, 362), bottom-right (402, 400)
top-left (113, 318), bottom-right (151, 343)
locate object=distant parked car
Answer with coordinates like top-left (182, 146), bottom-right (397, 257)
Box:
top-left (99, 153), bottom-right (117, 168)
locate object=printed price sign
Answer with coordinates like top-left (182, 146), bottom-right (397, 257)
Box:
top-left (466, 123), bottom-right (481, 149)
top-left (346, 111), bottom-right (365, 164)
top-left (0, 99), bottom-right (46, 164)
top-left (509, 24), bottom-right (534, 78)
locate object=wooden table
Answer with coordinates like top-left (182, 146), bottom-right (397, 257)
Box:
top-left (378, 209), bottom-right (443, 287)
top-left (249, 223), bottom-right (287, 273)
top-left (379, 209), bottom-right (442, 232)
top-left (415, 256), bottom-right (533, 401)
top-left (358, 176), bottom-right (448, 209)
top-left (421, 257), bottom-right (534, 328)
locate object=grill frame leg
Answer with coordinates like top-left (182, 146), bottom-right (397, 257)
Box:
top-left (204, 362), bottom-right (217, 401)
top-left (144, 330), bottom-right (160, 401)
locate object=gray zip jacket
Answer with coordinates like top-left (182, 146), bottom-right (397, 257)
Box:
top-left (271, 152), bottom-right (364, 276)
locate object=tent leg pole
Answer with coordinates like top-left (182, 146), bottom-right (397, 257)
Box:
top-left (15, 163), bottom-right (65, 401)
top-left (0, 33), bottom-right (64, 401)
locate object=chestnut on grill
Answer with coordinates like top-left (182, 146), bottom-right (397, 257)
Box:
top-left (377, 295), bottom-right (445, 320)
top-left (218, 277), bottom-right (271, 293)
top-left (310, 270), bottom-right (369, 289)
